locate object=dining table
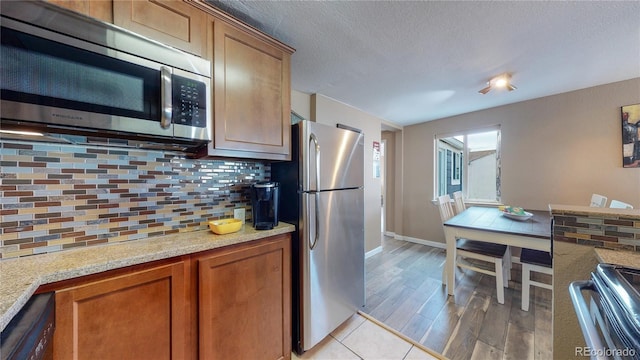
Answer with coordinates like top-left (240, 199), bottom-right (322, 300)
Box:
top-left (442, 206), bottom-right (552, 296)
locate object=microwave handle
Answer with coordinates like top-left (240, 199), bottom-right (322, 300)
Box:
top-left (160, 66), bottom-right (172, 129)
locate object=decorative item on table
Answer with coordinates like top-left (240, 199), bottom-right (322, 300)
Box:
top-left (499, 205), bottom-right (533, 221)
top-left (208, 218), bottom-right (243, 234)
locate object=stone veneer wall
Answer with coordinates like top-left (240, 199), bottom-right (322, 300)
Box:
top-left (552, 211), bottom-right (640, 251)
top-left (0, 140), bottom-right (270, 259)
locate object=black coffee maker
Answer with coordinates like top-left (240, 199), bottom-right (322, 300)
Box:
top-left (250, 181), bottom-right (279, 230)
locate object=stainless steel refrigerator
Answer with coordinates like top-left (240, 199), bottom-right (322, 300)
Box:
top-left (272, 120), bottom-right (365, 354)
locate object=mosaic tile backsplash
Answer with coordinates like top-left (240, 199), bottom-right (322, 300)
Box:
top-left (552, 212), bottom-right (640, 252)
top-left (0, 140), bottom-right (269, 259)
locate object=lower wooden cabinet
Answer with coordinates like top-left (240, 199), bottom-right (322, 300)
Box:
top-left (196, 234), bottom-right (291, 360)
top-left (44, 234), bottom-right (291, 360)
top-left (52, 260), bottom-right (189, 359)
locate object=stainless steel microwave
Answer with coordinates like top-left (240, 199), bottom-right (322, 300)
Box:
top-left (0, 1), bottom-right (211, 151)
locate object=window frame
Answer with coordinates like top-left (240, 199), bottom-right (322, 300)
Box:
top-left (434, 125), bottom-right (501, 204)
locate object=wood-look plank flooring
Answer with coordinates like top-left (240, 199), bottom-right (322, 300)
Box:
top-left (363, 236), bottom-right (552, 360)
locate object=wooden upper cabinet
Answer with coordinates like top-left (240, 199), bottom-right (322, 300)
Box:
top-left (112, 0), bottom-right (206, 57)
top-left (45, 0), bottom-right (113, 22)
top-left (46, 1), bottom-right (205, 56)
top-left (205, 18), bottom-right (293, 160)
top-left (52, 260), bottom-right (190, 360)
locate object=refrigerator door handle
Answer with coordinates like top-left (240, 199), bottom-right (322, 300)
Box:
top-left (310, 192), bottom-right (320, 250)
top-left (309, 133), bottom-right (321, 191)
top-left (309, 133), bottom-right (320, 250)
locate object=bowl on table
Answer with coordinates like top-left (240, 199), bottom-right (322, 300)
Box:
top-left (499, 206), bottom-right (533, 221)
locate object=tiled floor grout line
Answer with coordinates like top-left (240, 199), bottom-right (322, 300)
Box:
top-left (330, 319), bottom-right (367, 360)
top-left (329, 334), bottom-right (364, 360)
top-left (292, 312), bottom-right (447, 359)
top-left (358, 311), bottom-right (446, 359)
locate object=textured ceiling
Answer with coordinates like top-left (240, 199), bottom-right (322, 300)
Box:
top-left (209, 1), bottom-right (640, 127)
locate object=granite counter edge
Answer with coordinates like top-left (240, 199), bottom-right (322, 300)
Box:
top-left (549, 204), bottom-right (640, 219)
top-left (594, 247), bottom-right (640, 269)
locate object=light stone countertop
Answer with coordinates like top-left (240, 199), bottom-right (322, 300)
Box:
top-left (549, 204), bottom-right (640, 219)
top-left (594, 247), bottom-right (640, 268)
top-left (0, 222), bottom-right (295, 332)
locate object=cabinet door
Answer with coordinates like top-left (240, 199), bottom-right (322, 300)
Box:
top-left (45, 0), bottom-right (113, 22)
top-left (54, 262), bottom-right (189, 360)
top-left (198, 235), bottom-right (291, 360)
top-left (210, 20), bottom-right (292, 160)
top-left (113, 0), bottom-right (206, 56)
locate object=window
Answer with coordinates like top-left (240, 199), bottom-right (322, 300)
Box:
top-left (451, 151), bottom-right (461, 185)
top-left (435, 127), bottom-right (501, 203)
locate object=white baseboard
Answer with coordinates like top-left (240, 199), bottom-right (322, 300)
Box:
top-left (383, 231), bottom-right (395, 237)
top-left (365, 246), bottom-right (383, 258)
top-left (393, 235), bottom-right (446, 249)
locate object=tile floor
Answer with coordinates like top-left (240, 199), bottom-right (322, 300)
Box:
top-left (292, 312), bottom-right (443, 360)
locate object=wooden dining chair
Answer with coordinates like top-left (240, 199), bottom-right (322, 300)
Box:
top-left (609, 200), bottom-right (633, 209)
top-left (436, 194), bottom-right (456, 222)
top-left (520, 248), bottom-right (553, 311)
top-left (436, 194), bottom-right (511, 304)
top-left (589, 194), bottom-right (607, 207)
top-left (452, 191), bottom-right (466, 214)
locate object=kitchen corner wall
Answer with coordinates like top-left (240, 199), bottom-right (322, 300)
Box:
top-left (0, 141), bottom-right (269, 259)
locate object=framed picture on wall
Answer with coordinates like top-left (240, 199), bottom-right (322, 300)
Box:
top-left (622, 103), bottom-right (640, 168)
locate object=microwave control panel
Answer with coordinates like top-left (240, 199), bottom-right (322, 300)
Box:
top-left (172, 75), bottom-right (207, 128)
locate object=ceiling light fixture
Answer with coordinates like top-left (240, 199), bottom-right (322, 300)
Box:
top-left (478, 73), bottom-right (517, 94)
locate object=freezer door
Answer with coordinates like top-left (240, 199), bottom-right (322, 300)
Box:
top-left (301, 121), bottom-right (364, 191)
top-left (301, 188), bottom-right (364, 351)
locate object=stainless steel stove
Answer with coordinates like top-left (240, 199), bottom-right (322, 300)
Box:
top-left (571, 264), bottom-right (640, 360)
